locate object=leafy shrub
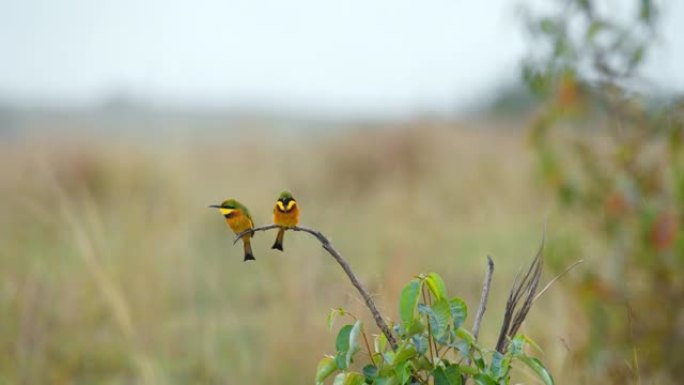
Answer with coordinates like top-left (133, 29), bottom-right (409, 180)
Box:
top-left (316, 273), bottom-right (553, 385)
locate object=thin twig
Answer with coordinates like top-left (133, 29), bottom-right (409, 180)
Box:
top-left (360, 326), bottom-right (377, 367)
top-left (532, 259), bottom-right (584, 303)
top-left (425, 286), bottom-right (440, 360)
top-left (472, 256), bottom-right (495, 341)
top-left (462, 256), bottom-right (495, 384)
top-left (438, 345), bottom-right (452, 360)
top-left (422, 286), bottom-right (435, 363)
top-left (234, 225), bottom-right (399, 351)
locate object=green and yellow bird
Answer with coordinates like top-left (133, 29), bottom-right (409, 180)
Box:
top-left (209, 199), bottom-right (256, 261)
top-left (272, 191), bottom-right (299, 251)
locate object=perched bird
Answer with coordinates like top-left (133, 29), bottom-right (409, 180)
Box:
top-left (272, 191), bottom-right (299, 251)
top-left (209, 199), bottom-right (256, 261)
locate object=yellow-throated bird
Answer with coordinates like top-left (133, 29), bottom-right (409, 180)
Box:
top-left (209, 199), bottom-right (256, 261)
top-left (272, 191), bottom-right (299, 251)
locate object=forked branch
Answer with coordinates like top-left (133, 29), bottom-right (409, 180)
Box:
top-left (234, 225), bottom-right (399, 350)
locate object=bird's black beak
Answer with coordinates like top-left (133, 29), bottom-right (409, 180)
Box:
top-left (208, 204), bottom-right (221, 208)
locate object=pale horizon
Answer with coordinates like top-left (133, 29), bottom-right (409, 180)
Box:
top-left (1, 0), bottom-right (683, 118)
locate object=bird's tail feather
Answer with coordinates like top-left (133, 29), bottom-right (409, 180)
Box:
top-left (243, 238), bottom-right (256, 261)
top-left (271, 228), bottom-right (285, 251)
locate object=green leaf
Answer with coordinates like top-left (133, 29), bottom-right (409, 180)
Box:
top-left (332, 372), bottom-right (364, 385)
top-left (489, 351), bottom-right (503, 378)
top-left (327, 308), bottom-right (344, 330)
top-left (372, 353), bottom-right (384, 367)
top-left (455, 327), bottom-right (475, 347)
top-left (452, 340), bottom-right (470, 357)
top-left (448, 297), bottom-right (468, 329)
top-left (335, 352), bottom-right (347, 370)
top-left (375, 332), bottom-right (388, 354)
top-left (508, 336), bottom-right (525, 356)
top-left (418, 302), bottom-right (448, 342)
top-left (510, 334), bottom-right (544, 356)
top-left (382, 351), bottom-right (395, 366)
top-left (414, 356), bottom-right (432, 371)
top-left (394, 361), bottom-right (413, 385)
top-left (315, 356), bottom-right (338, 385)
top-left (474, 356), bottom-right (485, 371)
top-left (336, 324), bottom-right (354, 353)
top-left (375, 376), bottom-right (399, 385)
top-left (517, 355), bottom-right (555, 385)
top-left (393, 345), bottom-right (417, 366)
top-left (399, 279), bottom-right (421, 328)
top-left (430, 298), bottom-right (451, 342)
top-left (489, 351), bottom-right (511, 380)
top-left (417, 303), bottom-right (433, 319)
top-left (411, 334), bottom-right (428, 355)
top-left (473, 373), bottom-right (497, 385)
top-left (346, 320), bottom-right (363, 367)
top-left (459, 365), bottom-right (478, 376)
top-left (335, 324), bottom-right (354, 370)
top-left (379, 360), bottom-right (394, 374)
top-left (332, 373), bottom-right (345, 385)
top-left (363, 364), bottom-right (378, 380)
top-left (345, 372), bottom-right (365, 385)
top-left (445, 365), bottom-right (461, 384)
top-left (425, 272), bottom-right (448, 300)
top-left (406, 318), bottom-right (425, 336)
top-left (433, 365), bottom-right (462, 385)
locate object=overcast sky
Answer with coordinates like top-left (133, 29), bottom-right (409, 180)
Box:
top-left (1, 0), bottom-right (682, 117)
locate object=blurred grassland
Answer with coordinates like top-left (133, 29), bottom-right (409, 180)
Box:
top-left (0, 123), bottom-right (602, 384)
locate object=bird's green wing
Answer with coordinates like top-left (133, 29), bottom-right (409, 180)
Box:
top-left (235, 200), bottom-right (253, 221)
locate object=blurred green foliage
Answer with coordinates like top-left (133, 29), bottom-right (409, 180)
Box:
top-left (522, 0), bottom-right (684, 382)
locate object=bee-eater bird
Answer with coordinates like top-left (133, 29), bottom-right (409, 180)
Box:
top-left (209, 199), bottom-right (256, 261)
top-left (272, 191), bottom-right (299, 251)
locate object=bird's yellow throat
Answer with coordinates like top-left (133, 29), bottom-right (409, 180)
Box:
top-left (219, 208), bottom-right (236, 216)
top-left (277, 200), bottom-right (296, 212)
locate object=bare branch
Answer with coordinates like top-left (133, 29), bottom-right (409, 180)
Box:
top-left (233, 224), bottom-right (279, 244)
top-left (462, 256), bottom-right (496, 384)
top-left (233, 224), bottom-right (399, 351)
top-left (472, 256), bottom-right (495, 341)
